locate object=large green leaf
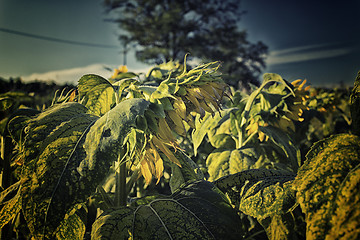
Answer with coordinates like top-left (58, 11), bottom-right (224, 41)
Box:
top-left (0, 97), bottom-right (14, 111)
top-left (206, 149), bottom-right (232, 181)
top-left (0, 186), bottom-right (21, 229)
top-left (7, 108), bottom-right (40, 144)
top-left (206, 146), bottom-right (292, 181)
top-left (20, 103), bottom-right (98, 239)
top-left (169, 150), bottom-right (204, 193)
top-left (214, 169), bottom-right (304, 239)
top-left (54, 204), bottom-right (87, 240)
top-left (192, 108), bottom-right (237, 156)
top-left (92, 180), bottom-right (243, 240)
top-left (259, 125), bottom-right (300, 171)
top-left (327, 163), bottom-right (360, 239)
top-left (78, 74), bottom-right (116, 116)
top-left (78, 98), bottom-right (150, 177)
top-left (292, 133), bottom-right (360, 239)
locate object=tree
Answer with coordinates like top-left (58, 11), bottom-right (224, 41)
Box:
top-left (104, 0), bottom-right (268, 89)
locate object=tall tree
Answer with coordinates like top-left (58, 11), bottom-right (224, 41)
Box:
top-left (104, 0), bottom-right (268, 88)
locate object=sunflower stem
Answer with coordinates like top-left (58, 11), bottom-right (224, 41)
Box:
top-left (115, 155), bottom-right (127, 207)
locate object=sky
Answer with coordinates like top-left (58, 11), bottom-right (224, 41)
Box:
top-left (0, 0), bottom-right (359, 87)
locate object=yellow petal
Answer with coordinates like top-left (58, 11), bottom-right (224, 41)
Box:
top-left (291, 79), bottom-right (302, 86)
top-left (258, 131), bottom-right (265, 142)
top-left (304, 85), bottom-right (311, 91)
top-left (149, 142), bottom-right (164, 183)
top-left (151, 135), bottom-right (181, 167)
top-left (119, 65), bottom-right (128, 73)
top-left (299, 79), bottom-right (307, 89)
top-left (158, 117), bottom-right (176, 142)
top-left (140, 159), bottom-right (153, 185)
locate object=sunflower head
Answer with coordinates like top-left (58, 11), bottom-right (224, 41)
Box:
top-left (111, 65), bottom-right (128, 79)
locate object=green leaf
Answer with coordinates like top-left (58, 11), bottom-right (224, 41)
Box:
top-left (350, 71), bottom-right (360, 135)
top-left (92, 180), bottom-right (243, 240)
top-left (78, 98), bottom-right (150, 176)
top-left (262, 73), bottom-right (295, 96)
top-left (148, 102), bottom-right (166, 119)
top-left (111, 72), bottom-right (138, 82)
top-left (0, 187), bottom-right (21, 229)
top-left (206, 150), bottom-right (232, 181)
top-left (54, 204), bottom-right (87, 240)
top-left (292, 133), bottom-right (360, 240)
top-left (6, 108), bottom-right (40, 144)
top-left (259, 125), bottom-right (300, 171)
top-left (0, 181), bottom-right (20, 205)
top-left (214, 169), bottom-right (303, 240)
top-left (169, 150), bottom-right (204, 193)
top-left (20, 103), bottom-right (98, 239)
top-left (208, 132), bottom-right (236, 149)
top-left (326, 163), bottom-right (360, 239)
top-left (78, 74), bottom-right (116, 116)
top-left (150, 82), bottom-right (176, 100)
top-left (192, 109), bottom-right (236, 156)
top-left (0, 97), bottom-right (14, 111)
top-left (207, 117), bottom-right (237, 149)
top-left (113, 78), bottom-right (139, 99)
top-left (92, 207), bottom-right (134, 240)
top-left (207, 145), bottom-right (294, 181)
top-left (0, 92), bottom-right (33, 112)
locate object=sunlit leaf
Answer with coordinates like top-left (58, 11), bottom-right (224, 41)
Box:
top-left (78, 98), bottom-right (150, 177)
top-left (151, 82), bottom-right (176, 100)
top-left (206, 146), bottom-right (291, 181)
top-left (20, 103), bottom-right (98, 239)
top-left (0, 97), bottom-right (14, 111)
top-left (327, 163), bottom-right (360, 239)
top-left (7, 108), bottom-right (40, 144)
top-left (214, 169), bottom-right (304, 239)
top-left (78, 74), bottom-right (116, 116)
top-left (0, 92), bottom-right (33, 112)
top-left (0, 187), bottom-right (21, 229)
top-left (192, 109), bottom-right (236, 156)
top-left (259, 125), bottom-right (300, 171)
top-left (54, 204), bottom-right (87, 240)
top-left (292, 133), bottom-right (360, 239)
top-left (92, 181), bottom-right (243, 240)
top-left (206, 150), bottom-right (232, 181)
top-left (169, 150), bottom-right (204, 193)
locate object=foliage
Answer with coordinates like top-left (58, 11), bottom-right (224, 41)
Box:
top-left (193, 73), bottom-right (307, 181)
top-left (104, 0), bottom-right (268, 88)
top-left (92, 180), bottom-right (243, 239)
top-left (0, 59), bottom-right (359, 240)
top-left (293, 134), bottom-right (360, 239)
top-left (296, 86), bottom-right (352, 155)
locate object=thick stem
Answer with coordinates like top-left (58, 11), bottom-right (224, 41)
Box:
top-left (126, 167), bottom-right (140, 196)
top-left (115, 156), bottom-right (127, 207)
top-left (1, 136), bottom-right (12, 189)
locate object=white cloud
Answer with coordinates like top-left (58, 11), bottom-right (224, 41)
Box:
top-left (22, 64), bottom-right (112, 85)
top-left (22, 64), bottom-right (151, 85)
top-left (267, 43), bottom-right (352, 65)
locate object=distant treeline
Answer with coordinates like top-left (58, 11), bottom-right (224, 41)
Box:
top-left (0, 76), bottom-right (75, 109)
top-left (0, 76), bottom-right (73, 95)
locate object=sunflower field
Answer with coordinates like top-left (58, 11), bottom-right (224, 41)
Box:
top-left (0, 57), bottom-right (358, 239)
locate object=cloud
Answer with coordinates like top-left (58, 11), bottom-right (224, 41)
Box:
top-left (267, 43), bottom-right (353, 65)
top-left (22, 64), bottom-right (151, 85)
top-left (22, 64), bottom-right (112, 85)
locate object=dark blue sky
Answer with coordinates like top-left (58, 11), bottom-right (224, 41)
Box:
top-left (0, 0), bottom-right (359, 86)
